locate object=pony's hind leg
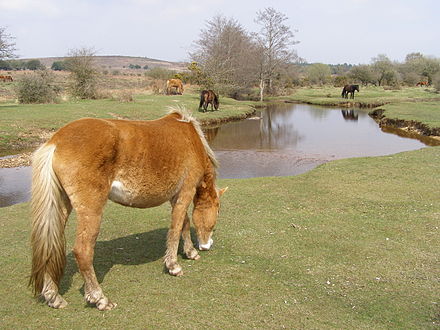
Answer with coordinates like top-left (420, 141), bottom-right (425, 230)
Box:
top-left (73, 209), bottom-right (116, 310)
top-left (181, 213), bottom-right (200, 260)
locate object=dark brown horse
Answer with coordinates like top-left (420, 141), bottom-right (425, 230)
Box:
top-left (199, 90), bottom-right (219, 112)
top-left (341, 84), bottom-right (359, 99)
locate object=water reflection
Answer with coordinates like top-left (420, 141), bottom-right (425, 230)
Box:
top-left (205, 103), bottom-right (428, 179)
top-left (341, 110), bottom-right (358, 121)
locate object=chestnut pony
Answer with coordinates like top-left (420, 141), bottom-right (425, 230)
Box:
top-left (30, 108), bottom-right (227, 310)
top-left (166, 78), bottom-right (184, 95)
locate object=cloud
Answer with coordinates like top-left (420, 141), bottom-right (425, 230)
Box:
top-left (0, 0), bottom-right (61, 16)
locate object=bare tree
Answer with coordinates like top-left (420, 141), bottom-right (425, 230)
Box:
top-left (191, 15), bottom-right (259, 95)
top-left (66, 47), bottom-right (99, 99)
top-left (254, 7), bottom-right (299, 101)
top-left (0, 27), bottom-right (17, 60)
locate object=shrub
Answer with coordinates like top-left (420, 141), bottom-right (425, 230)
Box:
top-left (51, 60), bottom-right (68, 71)
top-left (145, 67), bottom-right (175, 80)
top-left (66, 47), bottom-right (99, 99)
top-left (432, 73), bottom-right (440, 92)
top-left (16, 70), bottom-right (60, 103)
top-left (25, 59), bottom-right (44, 70)
top-left (115, 90), bottom-right (134, 102)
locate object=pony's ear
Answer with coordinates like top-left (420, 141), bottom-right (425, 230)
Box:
top-left (218, 187), bottom-right (228, 197)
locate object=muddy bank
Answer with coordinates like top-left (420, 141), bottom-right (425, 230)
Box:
top-left (198, 107), bottom-right (256, 127)
top-left (369, 108), bottom-right (440, 144)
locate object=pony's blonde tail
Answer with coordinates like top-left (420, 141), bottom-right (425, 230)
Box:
top-left (30, 144), bottom-right (68, 296)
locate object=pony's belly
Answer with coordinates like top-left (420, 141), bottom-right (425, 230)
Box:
top-left (108, 180), bottom-right (171, 208)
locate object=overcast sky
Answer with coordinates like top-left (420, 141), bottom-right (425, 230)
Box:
top-left (0, 0), bottom-right (438, 64)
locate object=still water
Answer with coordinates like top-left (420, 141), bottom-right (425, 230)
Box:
top-left (205, 103), bottom-right (427, 178)
top-left (0, 103), bottom-right (430, 207)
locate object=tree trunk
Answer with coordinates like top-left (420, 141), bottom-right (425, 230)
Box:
top-left (259, 79), bottom-right (265, 102)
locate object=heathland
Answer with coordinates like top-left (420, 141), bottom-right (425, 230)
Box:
top-left (0, 76), bottom-right (439, 328)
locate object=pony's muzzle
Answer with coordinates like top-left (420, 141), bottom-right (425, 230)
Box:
top-left (198, 238), bottom-right (213, 251)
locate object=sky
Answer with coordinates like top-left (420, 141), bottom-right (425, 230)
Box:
top-left (0, 0), bottom-right (439, 65)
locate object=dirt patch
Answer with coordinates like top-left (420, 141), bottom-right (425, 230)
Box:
top-left (0, 152), bottom-right (32, 168)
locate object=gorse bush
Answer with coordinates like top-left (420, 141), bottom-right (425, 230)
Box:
top-left (16, 70), bottom-right (60, 103)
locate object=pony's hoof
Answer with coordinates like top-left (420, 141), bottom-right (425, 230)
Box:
top-left (169, 264), bottom-right (183, 276)
top-left (43, 290), bottom-right (68, 309)
top-left (96, 298), bottom-right (117, 311)
top-left (186, 249), bottom-right (200, 260)
top-left (47, 295), bottom-right (68, 309)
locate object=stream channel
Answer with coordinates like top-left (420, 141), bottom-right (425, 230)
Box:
top-left (0, 103), bottom-right (433, 207)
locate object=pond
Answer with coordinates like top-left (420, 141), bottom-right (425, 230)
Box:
top-left (205, 103), bottom-right (429, 178)
top-left (0, 103), bottom-right (433, 207)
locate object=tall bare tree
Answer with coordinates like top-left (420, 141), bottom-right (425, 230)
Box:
top-left (0, 27), bottom-right (16, 60)
top-left (191, 15), bottom-right (259, 95)
top-left (254, 7), bottom-right (299, 101)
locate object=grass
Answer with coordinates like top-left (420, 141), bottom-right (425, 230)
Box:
top-left (280, 86), bottom-right (440, 107)
top-left (376, 101), bottom-right (440, 129)
top-left (1, 146), bottom-right (439, 328)
top-left (0, 89), bottom-right (255, 154)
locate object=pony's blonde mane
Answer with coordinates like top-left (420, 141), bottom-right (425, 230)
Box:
top-left (167, 106), bottom-right (218, 168)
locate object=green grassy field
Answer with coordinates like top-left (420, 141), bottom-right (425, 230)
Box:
top-left (0, 90), bottom-right (255, 154)
top-left (280, 86), bottom-right (440, 107)
top-left (1, 147), bottom-right (439, 328)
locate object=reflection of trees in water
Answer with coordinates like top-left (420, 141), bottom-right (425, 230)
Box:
top-left (341, 110), bottom-right (358, 121)
top-left (206, 106), bottom-right (303, 150)
top-left (202, 126), bottom-right (219, 143)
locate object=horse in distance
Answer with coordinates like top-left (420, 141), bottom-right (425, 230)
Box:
top-left (341, 84), bottom-right (360, 99)
top-left (416, 81), bottom-right (428, 87)
top-left (166, 78), bottom-right (184, 95)
top-left (29, 108), bottom-right (227, 310)
top-left (0, 75), bottom-right (13, 82)
top-left (199, 90), bottom-right (219, 112)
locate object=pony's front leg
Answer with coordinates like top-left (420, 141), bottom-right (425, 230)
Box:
top-left (165, 190), bottom-right (195, 276)
top-left (181, 213), bottom-right (200, 260)
top-left (73, 210), bottom-right (116, 311)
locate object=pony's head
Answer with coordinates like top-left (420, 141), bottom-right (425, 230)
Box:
top-left (192, 184), bottom-right (228, 251)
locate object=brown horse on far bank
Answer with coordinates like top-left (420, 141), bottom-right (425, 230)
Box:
top-left (166, 78), bottom-right (184, 95)
top-left (30, 108), bottom-right (227, 310)
top-left (199, 90), bottom-right (219, 112)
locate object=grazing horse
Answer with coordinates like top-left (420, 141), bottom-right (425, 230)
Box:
top-left (166, 78), bottom-right (184, 95)
top-left (416, 81), bottom-right (428, 87)
top-left (341, 84), bottom-right (359, 99)
top-left (199, 90), bottom-right (219, 112)
top-left (30, 108), bottom-right (227, 310)
top-left (0, 75), bottom-right (13, 82)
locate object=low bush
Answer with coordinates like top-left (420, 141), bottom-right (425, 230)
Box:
top-left (16, 70), bottom-right (60, 103)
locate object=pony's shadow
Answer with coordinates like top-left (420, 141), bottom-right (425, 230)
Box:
top-left (59, 228), bottom-right (173, 295)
